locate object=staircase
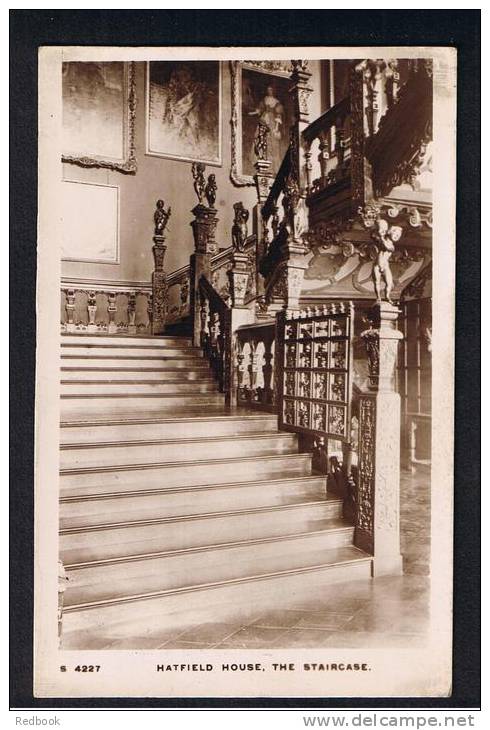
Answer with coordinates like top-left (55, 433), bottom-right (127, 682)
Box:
top-left (59, 333), bottom-right (371, 645)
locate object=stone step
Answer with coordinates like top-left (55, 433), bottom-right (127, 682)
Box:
top-left (61, 334), bottom-right (192, 347)
top-left (60, 356), bottom-right (206, 369)
top-left (60, 368), bottom-right (212, 382)
top-left (60, 413), bottom-right (279, 443)
top-left (59, 500), bottom-right (339, 564)
top-left (60, 476), bottom-right (332, 529)
top-left (60, 380), bottom-right (218, 396)
top-left (60, 432), bottom-right (298, 469)
top-left (61, 547), bottom-right (372, 640)
top-left (60, 392), bottom-right (225, 418)
top-left (63, 521), bottom-right (355, 606)
top-left (61, 344), bottom-right (202, 358)
top-left (60, 453), bottom-right (313, 497)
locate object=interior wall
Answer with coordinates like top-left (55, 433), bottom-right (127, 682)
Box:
top-left (61, 60), bottom-right (323, 284)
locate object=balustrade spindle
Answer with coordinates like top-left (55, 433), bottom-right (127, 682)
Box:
top-left (127, 292), bottom-right (136, 333)
top-left (65, 289), bottom-right (75, 331)
top-left (107, 292), bottom-right (117, 333)
top-left (87, 291), bottom-right (97, 331)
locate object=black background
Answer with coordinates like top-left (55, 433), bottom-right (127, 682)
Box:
top-left (10, 9), bottom-right (480, 710)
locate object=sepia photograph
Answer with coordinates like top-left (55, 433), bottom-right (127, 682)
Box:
top-left (22, 30), bottom-right (466, 701)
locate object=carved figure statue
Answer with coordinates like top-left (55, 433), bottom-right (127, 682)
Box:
top-left (153, 199), bottom-right (171, 236)
top-left (231, 202), bottom-right (250, 253)
top-left (371, 218), bottom-right (402, 303)
top-left (253, 120), bottom-right (270, 161)
top-left (191, 162), bottom-right (206, 204)
top-left (205, 173), bottom-right (217, 208)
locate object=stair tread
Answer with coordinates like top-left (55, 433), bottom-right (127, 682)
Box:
top-left (60, 378), bottom-right (214, 384)
top-left (60, 430), bottom-right (296, 450)
top-left (60, 410), bottom-right (277, 427)
top-left (64, 519), bottom-right (352, 569)
top-left (60, 474), bottom-right (329, 503)
top-left (60, 496), bottom-right (333, 534)
top-left (60, 451), bottom-right (309, 475)
top-left (63, 545), bottom-right (370, 611)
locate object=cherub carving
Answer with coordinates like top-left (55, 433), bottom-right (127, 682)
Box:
top-left (153, 199), bottom-right (171, 236)
top-left (371, 218), bottom-right (402, 303)
top-left (205, 173), bottom-right (217, 208)
top-left (191, 162), bottom-right (206, 204)
top-left (231, 202), bottom-right (249, 252)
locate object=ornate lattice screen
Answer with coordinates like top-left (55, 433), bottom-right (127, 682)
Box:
top-left (279, 303), bottom-right (354, 442)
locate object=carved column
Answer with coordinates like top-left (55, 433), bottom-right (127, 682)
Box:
top-left (254, 157), bottom-right (274, 298)
top-left (228, 252), bottom-right (249, 308)
top-left (289, 60), bottom-right (313, 194)
top-left (356, 302), bottom-right (404, 576)
top-left (190, 203), bottom-right (219, 346)
top-left (151, 198), bottom-right (171, 335)
top-left (151, 235), bottom-right (168, 335)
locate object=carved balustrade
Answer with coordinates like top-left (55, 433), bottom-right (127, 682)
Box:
top-left (278, 302), bottom-right (354, 442)
top-left (60, 280), bottom-right (153, 334)
top-left (198, 275), bottom-right (232, 395)
top-left (302, 97), bottom-right (352, 197)
top-left (235, 322), bottom-right (276, 412)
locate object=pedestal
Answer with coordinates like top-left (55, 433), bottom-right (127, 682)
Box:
top-left (190, 252), bottom-right (212, 346)
top-left (151, 235), bottom-right (168, 335)
top-left (229, 252), bottom-right (250, 308)
top-left (356, 302), bottom-right (404, 576)
top-left (190, 204), bottom-right (218, 255)
top-left (190, 205), bottom-right (219, 346)
top-left (151, 271), bottom-right (168, 335)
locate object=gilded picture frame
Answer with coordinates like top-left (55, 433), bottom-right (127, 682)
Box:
top-left (145, 60), bottom-right (222, 166)
top-left (230, 60), bottom-right (293, 186)
top-left (62, 61), bottom-right (137, 174)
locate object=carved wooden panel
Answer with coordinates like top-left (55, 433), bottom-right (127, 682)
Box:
top-left (279, 303), bottom-right (354, 441)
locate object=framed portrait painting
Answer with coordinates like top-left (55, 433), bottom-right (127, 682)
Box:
top-left (62, 61), bottom-right (137, 173)
top-left (230, 60), bottom-right (293, 186)
top-left (146, 61), bottom-right (222, 166)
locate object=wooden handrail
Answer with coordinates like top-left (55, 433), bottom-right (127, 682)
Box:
top-left (261, 148), bottom-right (291, 219)
top-left (302, 96), bottom-right (350, 145)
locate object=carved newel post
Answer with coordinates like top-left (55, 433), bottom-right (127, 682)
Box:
top-left (151, 198), bottom-right (171, 335)
top-left (356, 301), bottom-right (404, 576)
top-left (253, 121), bottom-right (274, 283)
top-left (229, 202), bottom-right (250, 308)
top-left (190, 163), bottom-right (219, 346)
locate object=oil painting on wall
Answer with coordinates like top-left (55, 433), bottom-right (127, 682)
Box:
top-left (62, 62), bottom-right (136, 173)
top-left (146, 61), bottom-right (221, 165)
top-left (231, 61), bottom-right (293, 185)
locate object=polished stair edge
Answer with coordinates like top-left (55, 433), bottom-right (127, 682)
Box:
top-left (64, 552), bottom-right (372, 613)
top-left (60, 392), bottom-right (220, 400)
top-left (60, 378), bottom-right (214, 385)
top-left (60, 431), bottom-right (296, 451)
top-left (64, 524), bottom-right (353, 571)
top-left (59, 497), bottom-right (330, 535)
top-left (60, 474), bottom-right (328, 503)
top-left (60, 343), bottom-right (199, 350)
top-left (60, 354), bottom-right (203, 361)
top-left (60, 413), bottom-right (277, 428)
top-left (60, 451), bottom-right (308, 476)
top-left (61, 367), bottom-right (210, 372)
